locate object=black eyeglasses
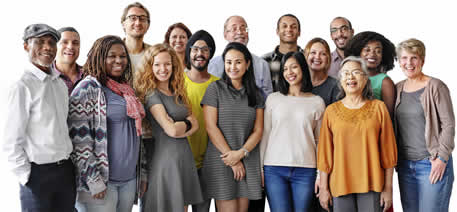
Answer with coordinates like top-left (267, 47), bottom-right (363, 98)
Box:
top-left (190, 46), bottom-right (211, 54)
top-left (330, 25), bottom-right (350, 34)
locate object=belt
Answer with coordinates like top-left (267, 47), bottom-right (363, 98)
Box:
top-left (32, 158), bottom-right (70, 166)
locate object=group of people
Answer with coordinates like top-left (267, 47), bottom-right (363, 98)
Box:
top-left (4, 2), bottom-right (455, 212)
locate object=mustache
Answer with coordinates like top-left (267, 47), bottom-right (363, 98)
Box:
top-left (193, 55), bottom-right (207, 61)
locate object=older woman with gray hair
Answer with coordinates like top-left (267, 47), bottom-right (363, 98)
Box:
top-left (395, 38), bottom-right (454, 212)
top-left (317, 56), bottom-right (397, 212)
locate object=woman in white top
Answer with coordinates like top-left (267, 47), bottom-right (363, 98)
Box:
top-left (260, 51), bottom-right (325, 211)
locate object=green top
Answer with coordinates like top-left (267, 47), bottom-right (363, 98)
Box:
top-left (369, 73), bottom-right (387, 100)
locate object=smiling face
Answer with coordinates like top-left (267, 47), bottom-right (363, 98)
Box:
top-left (169, 27), bottom-right (188, 54)
top-left (283, 57), bottom-right (303, 86)
top-left (277, 16), bottom-right (300, 44)
top-left (56, 31), bottom-right (80, 65)
top-left (105, 44), bottom-right (128, 79)
top-left (330, 18), bottom-right (354, 50)
top-left (307, 42), bottom-right (329, 72)
top-left (122, 7), bottom-right (149, 39)
top-left (360, 41), bottom-right (383, 70)
top-left (24, 35), bottom-right (57, 71)
top-left (339, 61), bottom-right (368, 96)
top-left (152, 51), bottom-right (173, 83)
top-left (224, 49), bottom-right (250, 81)
top-left (399, 50), bottom-right (424, 79)
top-left (224, 16), bottom-right (249, 45)
top-left (190, 40), bottom-right (210, 72)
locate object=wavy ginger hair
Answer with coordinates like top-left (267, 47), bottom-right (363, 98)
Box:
top-left (135, 43), bottom-right (191, 113)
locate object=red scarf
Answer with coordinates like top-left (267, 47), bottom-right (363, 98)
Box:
top-left (106, 78), bottom-right (145, 136)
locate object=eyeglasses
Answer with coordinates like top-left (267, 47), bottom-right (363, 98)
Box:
top-left (190, 46), bottom-right (211, 54)
top-left (340, 70), bottom-right (366, 78)
top-left (330, 25), bottom-right (350, 34)
top-left (126, 15), bottom-right (148, 22)
top-left (226, 26), bottom-right (249, 33)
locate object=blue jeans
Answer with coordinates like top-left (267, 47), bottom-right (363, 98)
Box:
top-left (264, 166), bottom-right (316, 212)
top-left (397, 156), bottom-right (454, 212)
top-left (76, 178), bottom-right (137, 212)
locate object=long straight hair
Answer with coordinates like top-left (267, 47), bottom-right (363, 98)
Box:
top-left (278, 51), bottom-right (313, 95)
top-left (221, 42), bottom-right (259, 107)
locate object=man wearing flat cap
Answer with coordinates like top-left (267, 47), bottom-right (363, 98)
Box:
top-left (184, 30), bottom-right (219, 212)
top-left (3, 23), bottom-right (76, 211)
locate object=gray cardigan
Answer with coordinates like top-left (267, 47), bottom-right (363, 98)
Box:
top-left (395, 77), bottom-right (455, 161)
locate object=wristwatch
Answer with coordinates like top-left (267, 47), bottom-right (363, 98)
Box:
top-left (437, 156), bottom-right (448, 164)
top-left (241, 147), bottom-right (249, 158)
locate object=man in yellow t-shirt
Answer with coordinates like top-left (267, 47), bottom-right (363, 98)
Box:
top-left (184, 30), bottom-right (219, 212)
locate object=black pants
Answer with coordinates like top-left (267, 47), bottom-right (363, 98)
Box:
top-left (20, 159), bottom-right (76, 212)
top-left (248, 191), bottom-right (266, 212)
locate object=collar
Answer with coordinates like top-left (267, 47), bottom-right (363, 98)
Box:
top-left (51, 61), bottom-right (83, 79)
top-left (27, 61), bottom-right (59, 81)
top-left (332, 50), bottom-right (343, 62)
top-left (272, 45), bottom-right (303, 61)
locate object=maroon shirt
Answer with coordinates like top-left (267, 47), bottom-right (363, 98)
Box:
top-left (51, 62), bottom-right (83, 95)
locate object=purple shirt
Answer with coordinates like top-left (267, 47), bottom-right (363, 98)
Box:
top-left (51, 62), bottom-right (83, 95)
top-left (328, 50), bottom-right (343, 79)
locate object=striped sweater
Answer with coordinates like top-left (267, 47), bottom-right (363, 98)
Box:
top-left (68, 76), bottom-right (109, 196)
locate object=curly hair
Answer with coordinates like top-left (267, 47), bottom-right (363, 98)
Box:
top-left (344, 31), bottom-right (396, 72)
top-left (134, 43), bottom-right (191, 113)
top-left (83, 35), bottom-right (132, 86)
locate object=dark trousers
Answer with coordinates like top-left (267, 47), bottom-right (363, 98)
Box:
top-left (20, 159), bottom-right (76, 212)
top-left (248, 191), bottom-right (266, 212)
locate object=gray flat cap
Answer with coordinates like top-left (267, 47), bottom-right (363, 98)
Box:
top-left (23, 24), bottom-right (60, 42)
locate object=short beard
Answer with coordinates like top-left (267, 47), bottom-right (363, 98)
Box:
top-left (191, 63), bottom-right (207, 72)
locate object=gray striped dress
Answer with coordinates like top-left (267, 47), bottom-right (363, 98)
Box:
top-left (200, 80), bottom-right (264, 200)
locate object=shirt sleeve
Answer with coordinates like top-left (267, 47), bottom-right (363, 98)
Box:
top-left (435, 83), bottom-right (455, 161)
top-left (259, 59), bottom-right (273, 96)
top-left (259, 94), bottom-right (274, 171)
top-left (145, 91), bottom-right (163, 110)
top-left (255, 90), bottom-right (266, 109)
top-left (317, 108), bottom-right (334, 174)
top-left (68, 82), bottom-right (107, 195)
top-left (378, 102), bottom-right (398, 169)
top-left (200, 82), bottom-right (219, 108)
top-left (3, 82), bottom-right (32, 185)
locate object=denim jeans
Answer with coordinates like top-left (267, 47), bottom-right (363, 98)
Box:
top-left (76, 178), bottom-right (137, 212)
top-left (264, 166), bottom-right (316, 212)
top-left (397, 156), bottom-right (454, 212)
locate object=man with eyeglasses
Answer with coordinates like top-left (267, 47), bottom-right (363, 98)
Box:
top-left (120, 2), bottom-right (151, 207)
top-left (328, 16), bottom-right (354, 78)
top-left (121, 2), bottom-right (151, 74)
top-left (262, 14), bottom-right (302, 92)
top-left (208, 15), bottom-right (273, 99)
top-left (183, 30), bottom-right (219, 212)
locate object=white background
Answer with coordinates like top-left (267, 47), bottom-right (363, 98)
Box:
top-left (1, 0), bottom-right (456, 211)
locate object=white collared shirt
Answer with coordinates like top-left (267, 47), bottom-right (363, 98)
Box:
top-left (3, 62), bottom-right (73, 185)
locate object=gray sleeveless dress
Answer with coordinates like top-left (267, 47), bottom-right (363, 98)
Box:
top-left (142, 90), bottom-right (203, 211)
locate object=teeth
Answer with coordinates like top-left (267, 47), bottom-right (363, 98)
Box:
top-left (367, 59), bottom-right (376, 62)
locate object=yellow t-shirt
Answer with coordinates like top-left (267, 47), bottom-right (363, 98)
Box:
top-left (184, 73), bottom-right (219, 169)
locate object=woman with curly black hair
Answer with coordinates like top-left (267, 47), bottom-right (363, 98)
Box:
top-left (344, 31), bottom-right (396, 119)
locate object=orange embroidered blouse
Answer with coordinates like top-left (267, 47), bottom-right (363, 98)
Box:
top-left (317, 100), bottom-right (397, 197)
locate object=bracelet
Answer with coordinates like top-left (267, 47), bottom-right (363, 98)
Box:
top-left (240, 147), bottom-right (249, 158)
top-left (437, 156), bottom-right (448, 164)
top-left (183, 119), bottom-right (192, 132)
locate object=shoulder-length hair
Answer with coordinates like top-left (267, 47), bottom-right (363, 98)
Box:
top-left (83, 35), bottom-right (132, 86)
top-left (304, 37), bottom-right (332, 72)
top-left (221, 42), bottom-right (259, 108)
top-left (134, 43), bottom-right (190, 112)
top-left (278, 51), bottom-right (313, 95)
top-left (336, 56), bottom-right (373, 100)
top-left (344, 31), bottom-right (396, 73)
top-left (163, 22), bottom-right (192, 45)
